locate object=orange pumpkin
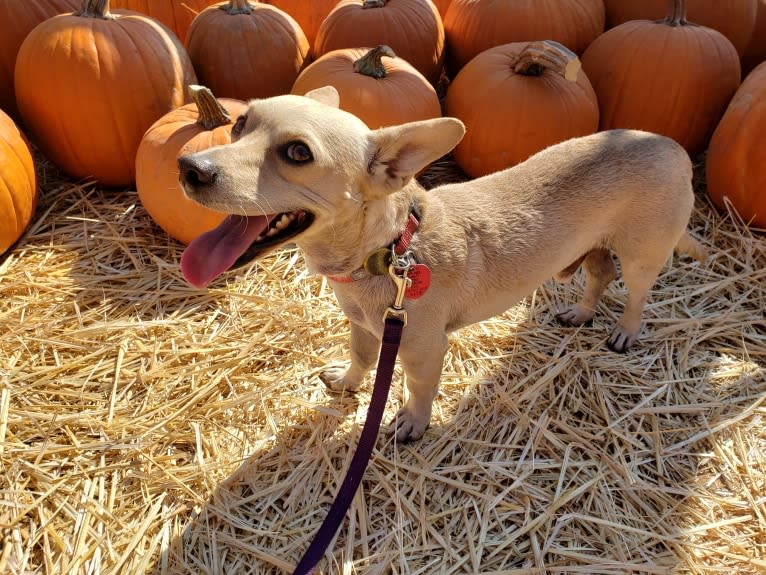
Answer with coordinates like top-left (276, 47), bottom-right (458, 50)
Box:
top-left (186, 0), bottom-right (309, 100)
top-left (445, 40), bottom-right (599, 178)
top-left (706, 61), bottom-right (766, 228)
top-left (136, 85), bottom-right (248, 244)
top-left (0, 108), bottom-right (37, 255)
top-left (0, 0), bottom-right (80, 121)
top-left (265, 0), bottom-right (339, 49)
top-left (291, 45), bottom-right (441, 129)
top-left (110, 0), bottom-right (220, 42)
top-left (14, 0), bottom-right (196, 187)
top-left (603, 0), bottom-right (757, 56)
top-left (444, 0), bottom-right (605, 74)
top-left (742, 0), bottom-right (766, 74)
top-left (581, 0), bottom-right (741, 157)
top-left (315, 0), bottom-right (445, 85)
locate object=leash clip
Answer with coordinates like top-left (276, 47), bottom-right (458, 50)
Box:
top-left (384, 261), bottom-right (411, 326)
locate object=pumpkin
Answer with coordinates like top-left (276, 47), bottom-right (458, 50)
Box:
top-left (0, 0), bottom-right (80, 121)
top-left (0, 108), bottom-right (37, 255)
top-left (581, 0), bottom-right (741, 157)
top-left (265, 0), bottom-right (338, 49)
top-left (109, 0), bottom-right (220, 42)
top-left (603, 0), bottom-right (757, 56)
top-left (186, 0), bottom-right (309, 101)
top-left (445, 40), bottom-right (599, 178)
top-left (706, 61), bottom-right (766, 228)
top-left (291, 45), bottom-right (441, 129)
top-left (136, 85), bottom-right (248, 245)
top-left (742, 0), bottom-right (766, 74)
top-left (443, 0), bottom-right (605, 74)
top-left (314, 0), bottom-right (445, 85)
top-left (14, 0), bottom-right (197, 188)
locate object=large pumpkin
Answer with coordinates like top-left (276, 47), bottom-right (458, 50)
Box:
top-left (291, 45), bottom-right (441, 129)
top-left (0, 0), bottom-right (80, 121)
top-left (742, 0), bottom-right (766, 74)
top-left (315, 0), bottom-right (445, 85)
top-left (15, 0), bottom-right (197, 187)
top-left (445, 40), bottom-right (599, 178)
top-left (0, 108), bottom-right (37, 255)
top-left (706, 61), bottom-right (766, 228)
top-left (136, 85), bottom-right (248, 245)
top-left (581, 0), bottom-right (741, 157)
top-left (265, 0), bottom-right (338, 49)
top-left (186, 0), bottom-right (309, 100)
top-left (110, 0), bottom-right (220, 42)
top-left (444, 0), bottom-right (605, 74)
top-left (603, 0), bottom-right (757, 56)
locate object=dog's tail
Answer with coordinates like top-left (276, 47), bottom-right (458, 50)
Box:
top-left (675, 232), bottom-right (708, 262)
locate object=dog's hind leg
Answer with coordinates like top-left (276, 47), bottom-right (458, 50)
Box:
top-left (556, 248), bottom-right (617, 328)
top-left (392, 334), bottom-right (449, 442)
top-left (320, 322), bottom-right (379, 392)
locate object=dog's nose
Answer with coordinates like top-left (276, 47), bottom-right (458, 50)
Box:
top-left (178, 155), bottom-right (217, 187)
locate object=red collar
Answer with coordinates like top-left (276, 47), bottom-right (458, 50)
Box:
top-left (327, 202), bottom-right (421, 283)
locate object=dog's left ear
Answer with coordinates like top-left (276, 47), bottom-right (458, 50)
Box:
top-left (303, 85), bottom-right (340, 108)
top-left (367, 117), bottom-right (466, 193)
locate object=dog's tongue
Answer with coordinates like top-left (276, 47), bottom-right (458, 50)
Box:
top-left (181, 214), bottom-right (269, 288)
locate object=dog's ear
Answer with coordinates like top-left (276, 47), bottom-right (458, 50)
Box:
top-left (303, 85), bottom-right (340, 108)
top-left (366, 118), bottom-right (466, 193)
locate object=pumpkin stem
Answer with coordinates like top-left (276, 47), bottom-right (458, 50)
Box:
top-left (664, 0), bottom-right (690, 26)
top-left (362, 0), bottom-right (388, 8)
top-left (77, 0), bottom-right (114, 19)
top-left (222, 0), bottom-right (254, 15)
top-left (189, 85), bottom-right (231, 130)
top-left (353, 45), bottom-right (396, 79)
top-left (513, 40), bottom-right (580, 81)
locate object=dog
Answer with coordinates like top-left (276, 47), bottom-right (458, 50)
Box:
top-left (177, 86), bottom-right (706, 442)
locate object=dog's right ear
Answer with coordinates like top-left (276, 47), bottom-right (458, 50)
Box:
top-left (366, 117), bottom-right (466, 194)
top-left (303, 85), bottom-right (340, 108)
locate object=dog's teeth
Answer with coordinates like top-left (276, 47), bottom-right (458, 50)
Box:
top-left (275, 214), bottom-right (290, 230)
top-left (266, 227), bottom-right (279, 237)
top-left (255, 234), bottom-right (264, 242)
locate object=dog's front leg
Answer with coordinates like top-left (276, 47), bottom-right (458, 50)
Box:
top-left (393, 334), bottom-right (449, 442)
top-left (320, 321), bottom-right (379, 393)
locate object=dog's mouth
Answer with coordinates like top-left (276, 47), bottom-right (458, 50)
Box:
top-left (181, 210), bottom-right (314, 288)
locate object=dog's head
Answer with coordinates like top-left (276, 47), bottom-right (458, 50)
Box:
top-left (178, 86), bottom-right (465, 288)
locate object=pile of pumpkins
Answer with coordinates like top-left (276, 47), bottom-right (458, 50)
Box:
top-left (1, 0), bottom-right (765, 256)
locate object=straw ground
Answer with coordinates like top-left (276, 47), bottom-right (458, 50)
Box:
top-left (0, 151), bottom-right (764, 574)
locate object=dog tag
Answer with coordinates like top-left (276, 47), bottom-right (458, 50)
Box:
top-left (405, 264), bottom-right (431, 299)
top-left (363, 247), bottom-right (393, 276)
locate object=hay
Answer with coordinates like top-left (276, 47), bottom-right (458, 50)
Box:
top-left (0, 152), bottom-right (764, 575)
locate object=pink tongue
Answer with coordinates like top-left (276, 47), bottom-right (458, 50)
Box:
top-left (181, 214), bottom-right (270, 288)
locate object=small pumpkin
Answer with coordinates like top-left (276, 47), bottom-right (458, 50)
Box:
top-left (581, 0), bottom-right (741, 157)
top-left (291, 45), bottom-right (441, 129)
top-left (109, 0), bottom-right (220, 42)
top-left (0, 0), bottom-right (80, 121)
top-left (15, 0), bottom-right (197, 187)
top-left (603, 0), bottom-right (757, 57)
top-left (706, 61), bottom-right (766, 228)
top-left (444, 0), bottom-right (605, 74)
top-left (0, 108), bottom-right (37, 255)
top-left (136, 85), bottom-right (248, 244)
top-left (315, 0), bottom-right (445, 85)
top-left (265, 0), bottom-right (338, 49)
top-left (445, 40), bottom-right (599, 178)
top-left (186, 0), bottom-right (309, 100)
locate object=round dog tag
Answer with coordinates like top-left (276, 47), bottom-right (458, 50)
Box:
top-left (405, 264), bottom-right (431, 299)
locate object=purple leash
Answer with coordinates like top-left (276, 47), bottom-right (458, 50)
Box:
top-left (292, 316), bottom-right (405, 575)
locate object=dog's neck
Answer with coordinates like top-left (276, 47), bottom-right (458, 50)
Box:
top-left (298, 185), bottom-right (420, 277)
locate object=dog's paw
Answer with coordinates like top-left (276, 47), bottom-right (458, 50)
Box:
top-left (607, 325), bottom-right (638, 353)
top-left (555, 304), bottom-right (594, 327)
top-left (319, 362), bottom-right (361, 393)
top-left (390, 406), bottom-right (429, 443)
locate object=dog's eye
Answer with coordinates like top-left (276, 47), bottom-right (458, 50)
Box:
top-left (283, 141), bottom-right (313, 164)
top-left (232, 114), bottom-right (247, 138)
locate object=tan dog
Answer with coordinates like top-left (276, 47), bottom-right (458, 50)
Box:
top-left (178, 86), bottom-right (706, 442)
